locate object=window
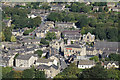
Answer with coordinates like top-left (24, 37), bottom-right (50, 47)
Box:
top-left (87, 36), bottom-right (89, 39)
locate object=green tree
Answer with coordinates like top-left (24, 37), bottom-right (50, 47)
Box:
top-left (5, 70), bottom-right (22, 78)
top-left (22, 68), bottom-right (34, 78)
top-left (32, 17), bottom-right (42, 27)
top-left (104, 6), bottom-right (108, 12)
top-left (89, 56), bottom-right (99, 62)
top-left (2, 67), bottom-right (12, 78)
top-left (55, 63), bottom-right (80, 78)
top-left (4, 27), bottom-right (12, 41)
top-left (79, 65), bottom-right (108, 79)
top-left (106, 27), bottom-right (118, 41)
top-left (40, 38), bottom-right (49, 45)
top-left (107, 69), bottom-right (120, 80)
top-left (93, 2), bottom-right (107, 6)
top-left (45, 32), bottom-right (56, 41)
top-left (11, 35), bottom-right (16, 42)
top-left (40, 3), bottom-right (51, 10)
top-left (94, 27), bottom-right (106, 40)
top-left (76, 16), bottom-right (88, 28)
top-left (108, 53), bottom-right (120, 61)
top-left (35, 70), bottom-right (46, 79)
top-left (34, 50), bottom-right (43, 58)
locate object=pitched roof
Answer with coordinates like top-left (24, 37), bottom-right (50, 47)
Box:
top-left (62, 30), bottom-right (80, 35)
top-left (2, 57), bottom-right (11, 61)
top-left (78, 60), bottom-right (95, 65)
top-left (16, 54), bottom-right (37, 60)
top-left (94, 41), bottom-right (119, 51)
top-left (49, 29), bottom-right (59, 32)
top-left (65, 44), bottom-right (83, 48)
top-left (36, 58), bottom-right (54, 63)
top-left (36, 65), bottom-right (51, 70)
top-left (36, 64), bottom-right (59, 70)
top-left (104, 61), bottom-right (119, 65)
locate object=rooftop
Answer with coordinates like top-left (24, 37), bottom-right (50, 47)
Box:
top-left (36, 58), bottom-right (54, 63)
top-left (65, 44), bottom-right (83, 48)
top-left (78, 60), bottom-right (95, 65)
top-left (36, 64), bottom-right (58, 70)
top-left (16, 54), bottom-right (38, 60)
top-left (104, 61), bottom-right (119, 65)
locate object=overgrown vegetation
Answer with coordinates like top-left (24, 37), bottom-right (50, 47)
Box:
top-left (2, 67), bottom-right (46, 79)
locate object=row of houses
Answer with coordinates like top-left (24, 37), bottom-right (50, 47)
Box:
top-left (93, 2), bottom-right (120, 12)
top-left (77, 60), bottom-right (119, 69)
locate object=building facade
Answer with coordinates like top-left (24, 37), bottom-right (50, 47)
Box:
top-left (64, 44), bottom-right (86, 57)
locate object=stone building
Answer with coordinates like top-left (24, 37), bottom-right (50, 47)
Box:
top-left (77, 60), bottom-right (95, 69)
top-left (62, 30), bottom-right (82, 41)
top-left (82, 32), bottom-right (95, 42)
top-left (36, 64), bottom-right (60, 78)
top-left (64, 44), bottom-right (86, 57)
top-left (15, 54), bottom-right (38, 68)
top-left (55, 22), bottom-right (77, 28)
top-left (103, 61), bottom-right (119, 69)
top-left (36, 58), bottom-right (58, 66)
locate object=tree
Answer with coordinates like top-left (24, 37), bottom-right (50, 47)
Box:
top-left (22, 68), bottom-right (34, 78)
top-left (93, 2), bottom-right (107, 6)
top-left (107, 69), bottom-right (120, 80)
top-left (35, 70), bottom-right (46, 79)
top-left (5, 70), bottom-right (22, 78)
top-left (94, 27), bottom-right (106, 40)
top-left (32, 17), bottom-right (42, 27)
top-left (88, 18), bottom-right (97, 27)
top-left (106, 27), bottom-right (118, 41)
top-left (45, 32), bottom-right (56, 41)
top-left (34, 50), bottom-right (43, 58)
top-left (104, 6), bottom-right (108, 12)
top-left (3, 27), bottom-right (12, 41)
top-left (76, 16), bottom-right (88, 28)
top-left (40, 3), bottom-right (51, 10)
top-left (89, 56), bottom-right (99, 62)
top-left (11, 35), bottom-right (16, 42)
top-left (2, 67), bottom-right (12, 78)
top-left (79, 65), bottom-right (108, 79)
top-left (40, 38), bottom-right (49, 45)
top-left (55, 63), bottom-right (80, 78)
top-left (108, 53), bottom-right (120, 62)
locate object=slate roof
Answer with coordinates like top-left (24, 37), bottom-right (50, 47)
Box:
top-left (36, 65), bottom-right (51, 70)
top-left (36, 64), bottom-right (59, 70)
top-left (65, 44), bottom-right (83, 48)
top-left (86, 47), bottom-right (94, 51)
top-left (49, 29), bottom-right (59, 32)
top-left (16, 54), bottom-right (37, 60)
top-left (36, 58), bottom-right (54, 63)
top-left (2, 57), bottom-right (11, 61)
top-left (104, 61), bottom-right (119, 65)
top-left (22, 39), bottom-right (40, 43)
top-left (60, 58), bottom-right (67, 69)
top-left (62, 30), bottom-right (81, 35)
top-left (78, 60), bottom-right (95, 65)
top-left (94, 41), bottom-right (120, 52)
